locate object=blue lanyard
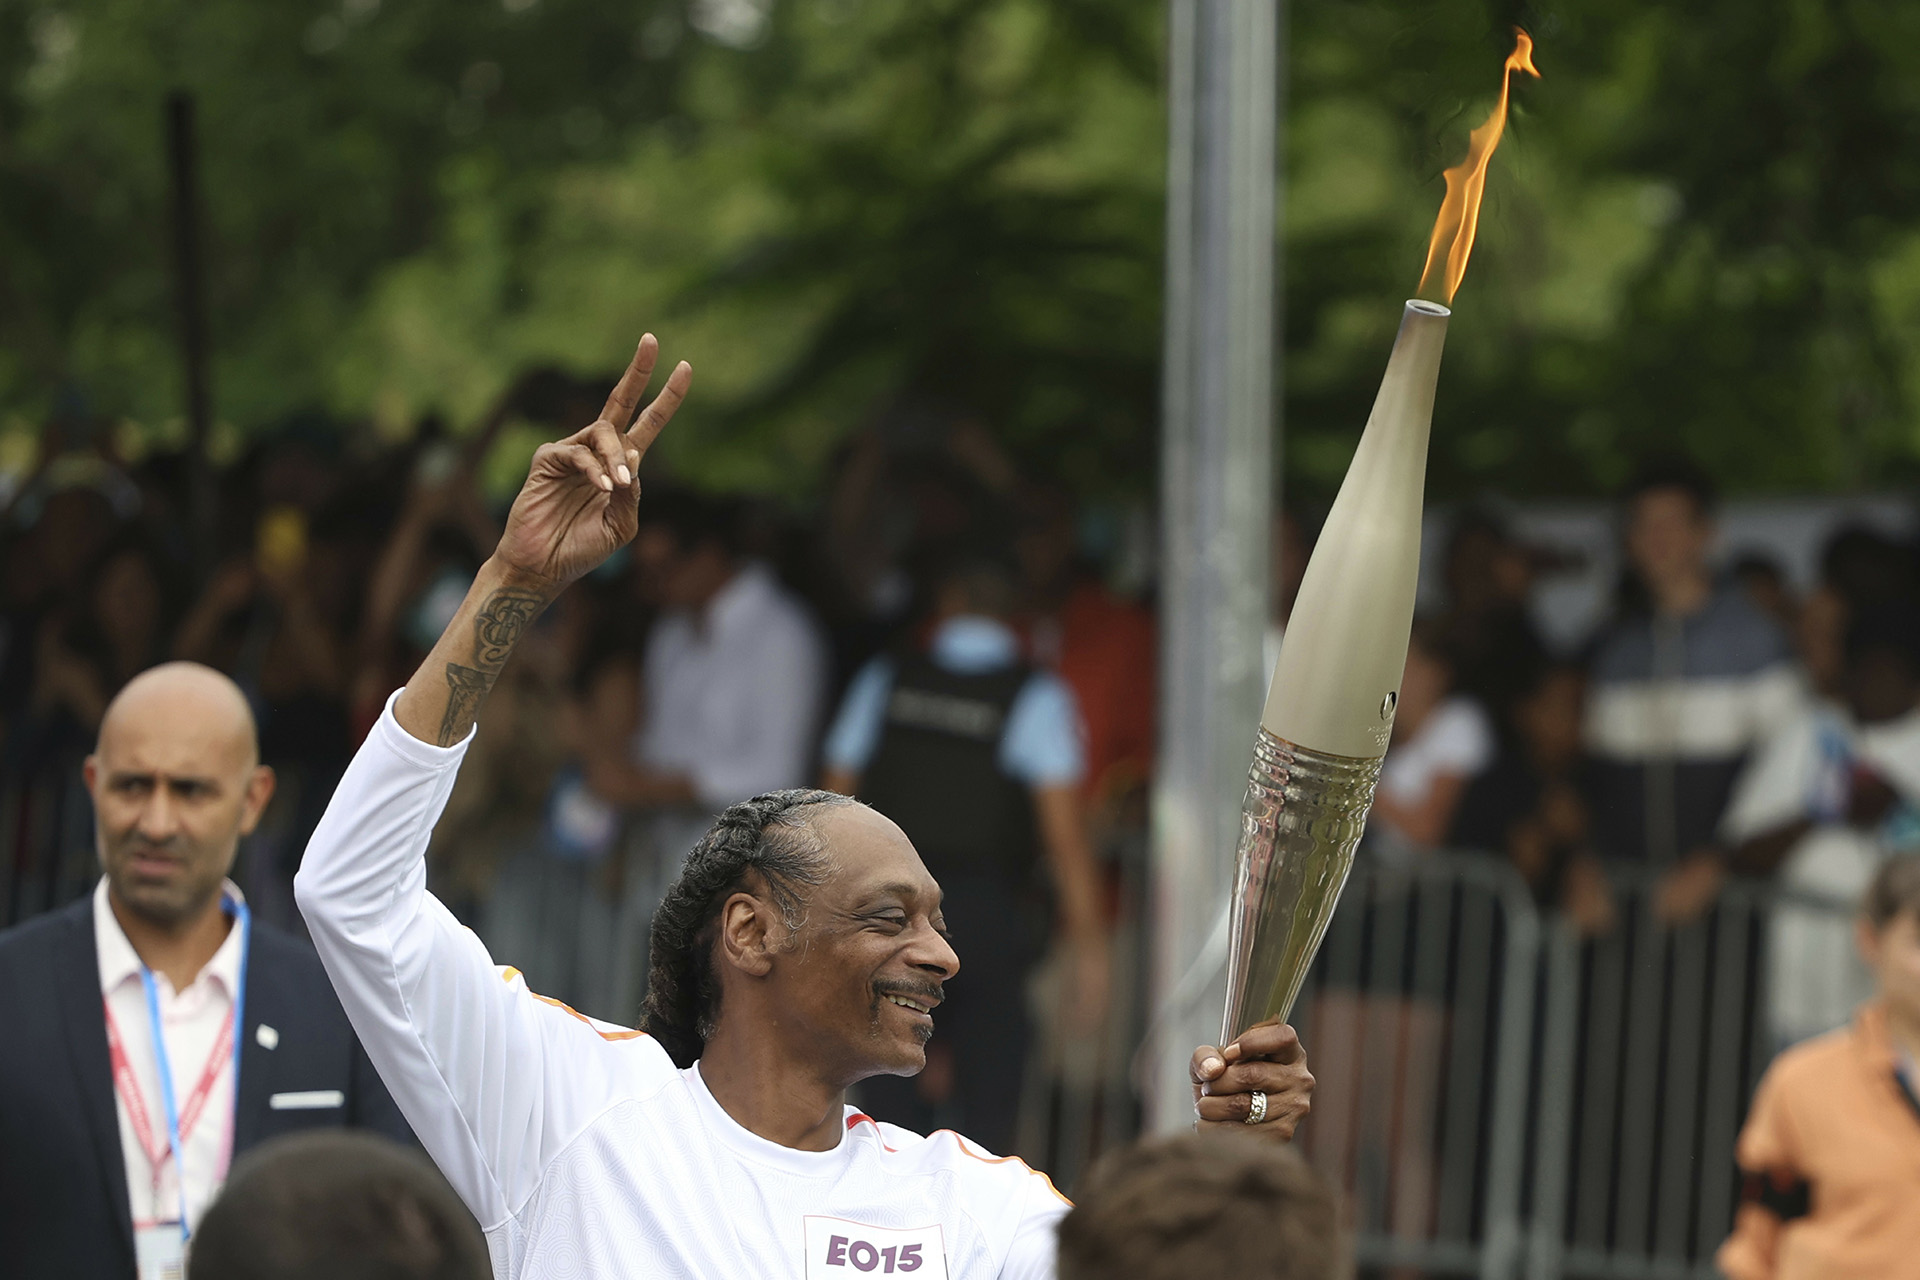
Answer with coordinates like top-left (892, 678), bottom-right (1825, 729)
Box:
top-left (137, 890), bottom-right (249, 1240)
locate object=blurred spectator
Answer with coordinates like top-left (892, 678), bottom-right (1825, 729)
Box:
top-left (588, 490), bottom-right (827, 1016)
top-left (823, 553), bottom-right (1107, 1156)
top-left (1731, 550), bottom-right (1797, 634)
top-left (818, 409), bottom-right (1028, 683)
top-left (4, 481), bottom-right (139, 735)
top-left (1436, 509), bottom-right (1550, 719)
top-left (1718, 854), bottom-right (1920, 1280)
top-left (1369, 620), bottom-right (1495, 857)
top-left (1583, 457), bottom-right (1802, 921)
top-left (1796, 525), bottom-right (1917, 700)
top-left (191, 1131), bottom-right (487, 1280)
top-left (1017, 481), bottom-right (1156, 823)
top-left (1451, 660), bottom-right (1616, 936)
top-left (15, 468), bottom-right (136, 606)
top-left (176, 504), bottom-right (362, 930)
top-left (35, 535), bottom-right (179, 736)
top-left (352, 446), bottom-right (498, 738)
top-left (0, 664), bottom-right (409, 1279)
top-left (1720, 601), bottom-right (1920, 1045)
top-left (1, 480), bottom-right (185, 915)
top-left (820, 428), bottom-right (919, 651)
top-left (1056, 1134), bottom-right (1344, 1280)
top-left (475, 631), bottom-right (641, 1019)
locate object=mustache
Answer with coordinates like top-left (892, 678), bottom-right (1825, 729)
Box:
top-left (874, 980), bottom-right (946, 1009)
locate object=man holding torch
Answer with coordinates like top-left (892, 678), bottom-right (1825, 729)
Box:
top-left (294, 335), bottom-right (1311, 1280)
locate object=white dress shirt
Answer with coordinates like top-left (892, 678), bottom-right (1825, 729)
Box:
top-left (636, 561), bottom-right (826, 809)
top-left (94, 877), bottom-right (245, 1233)
top-left (298, 698), bottom-right (1070, 1280)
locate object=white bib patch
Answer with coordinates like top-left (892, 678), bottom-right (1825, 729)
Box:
top-left (804, 1216), bottom-right (949, 1280)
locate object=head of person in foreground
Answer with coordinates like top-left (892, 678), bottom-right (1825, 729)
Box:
top-left (189, 1130), bottom-right (488, 1280)
top-left (1056, 1133), bottom-right (1347, 1280)
top-left (1858, 854), bottom-right (1920, 1027)
top-left (641, 788), bottom-right (959, 1082)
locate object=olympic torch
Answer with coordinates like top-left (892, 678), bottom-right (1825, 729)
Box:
top-left (1221, 32), bottom-right (1539, 1042)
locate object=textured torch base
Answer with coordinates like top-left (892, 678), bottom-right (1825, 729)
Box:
top-left (1221, 729), bottom-right (1383, 1042)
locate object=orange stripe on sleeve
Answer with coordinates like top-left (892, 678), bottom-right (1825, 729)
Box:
top-left (530, 991), bottom-right (649, 1041)
top-left (500, 965), bottom-right (646, 1041)
top-left (934, 1130), bottom-right (1073, 1206)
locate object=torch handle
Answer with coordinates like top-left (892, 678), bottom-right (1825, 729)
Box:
top-left (1221, 731), bottom-right (1382, 1042)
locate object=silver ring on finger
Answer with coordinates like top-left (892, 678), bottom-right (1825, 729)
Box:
top-left (1245, 1089), bottom-right (1268, 1125)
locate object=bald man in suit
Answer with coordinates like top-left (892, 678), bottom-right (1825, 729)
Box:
top-left (0, 663), bottom-right (414, 1280)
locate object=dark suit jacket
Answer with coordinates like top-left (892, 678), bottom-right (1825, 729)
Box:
top-left (0, 896), bottom-right (413, 1279)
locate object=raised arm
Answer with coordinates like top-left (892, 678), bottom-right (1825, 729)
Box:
top-left (295, 339), bottom-right (690, 1251)
top-left (396, 338), bottom-right (691, 746)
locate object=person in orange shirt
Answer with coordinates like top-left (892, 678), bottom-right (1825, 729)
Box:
top-left (1719, 852), bottom-right (1920, 1279)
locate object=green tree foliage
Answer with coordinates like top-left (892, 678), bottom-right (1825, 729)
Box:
top-left (6, 0), bottom-right (1920, 498)
top-left (1287, 0), bottom-right (1920, 496)
top-left (0, 0), bottom-right (689, 429)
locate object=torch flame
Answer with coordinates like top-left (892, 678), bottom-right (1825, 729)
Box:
top-left (1417, 30), bottom-right (1540, 304)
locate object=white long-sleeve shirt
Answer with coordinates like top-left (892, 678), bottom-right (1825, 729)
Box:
top-left (296, 695), bottom-right (1068, 1280)
top-left (637, 561), bottom-right (826, 808)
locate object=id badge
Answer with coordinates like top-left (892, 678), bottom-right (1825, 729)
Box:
top-left (135, 1222), bottom-right (187, 1280)
top-left (804, 1215), bottom-right (948, 1279)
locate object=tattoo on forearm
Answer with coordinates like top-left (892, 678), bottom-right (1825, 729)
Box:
top-left (437, 590), bottom-right (545, 745)
top-left (474, 591), bottom-right (542, 668)
top-left (439, 664), bottom-right (492, 746)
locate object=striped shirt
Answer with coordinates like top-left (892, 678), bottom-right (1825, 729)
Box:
top-left (1583, 585), bottom-right (1803, 864)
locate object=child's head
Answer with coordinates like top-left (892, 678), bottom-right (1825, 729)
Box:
top-left (1843, 602), bottom-right (1920, 726)
top-left (1858, 856), bottom-right (1920, 1025)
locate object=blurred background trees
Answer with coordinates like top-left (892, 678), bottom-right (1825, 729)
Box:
top-left (7, 0), bottom-right (1920, 500)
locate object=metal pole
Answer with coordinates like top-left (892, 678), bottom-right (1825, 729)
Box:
top-left (166, 91), bottom-right (216, 579)
top-left (1146, 0), bottom-right (1280, 1131)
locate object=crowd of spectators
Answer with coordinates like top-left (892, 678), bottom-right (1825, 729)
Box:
top-left (0, 383), bottom-right (1160, 1152)
top-left (4, 378), bottom-right (1918, 1176)
top-left (1359, 460), bottom-right (1920, 1046)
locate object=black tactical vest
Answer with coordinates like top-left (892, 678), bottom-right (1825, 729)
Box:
top-left (856, 654), bottom-right (1038, 891)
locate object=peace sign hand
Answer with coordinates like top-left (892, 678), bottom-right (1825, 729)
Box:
top-left (496, 334), bottom-right (692, 589)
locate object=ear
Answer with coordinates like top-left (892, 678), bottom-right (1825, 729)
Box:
top-left (719, 891), bottom-right (776, 978)
top-left (236, 765), bottom-right (277, 836)
top-left (82, 754), bottom-right (99, 793)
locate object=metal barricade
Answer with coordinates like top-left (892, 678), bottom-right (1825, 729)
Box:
top-left (1278, 855), bottom-right (1862, 1280)
top-left (1293, 853), bottom-right (1540, 1280)
top-left (1024, 851), bottom-right (1864, 1278)
top-left (1533, 881), bottom-right (1761, 1280)
top-left (1532, 874), bottom-right (1859, 1280)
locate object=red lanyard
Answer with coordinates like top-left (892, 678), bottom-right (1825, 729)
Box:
top-left (103, 996), bottom-right (235, 1189)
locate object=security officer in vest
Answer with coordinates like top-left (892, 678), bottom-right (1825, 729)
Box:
top-left (821, 554), bottom-right (1109, 1155)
